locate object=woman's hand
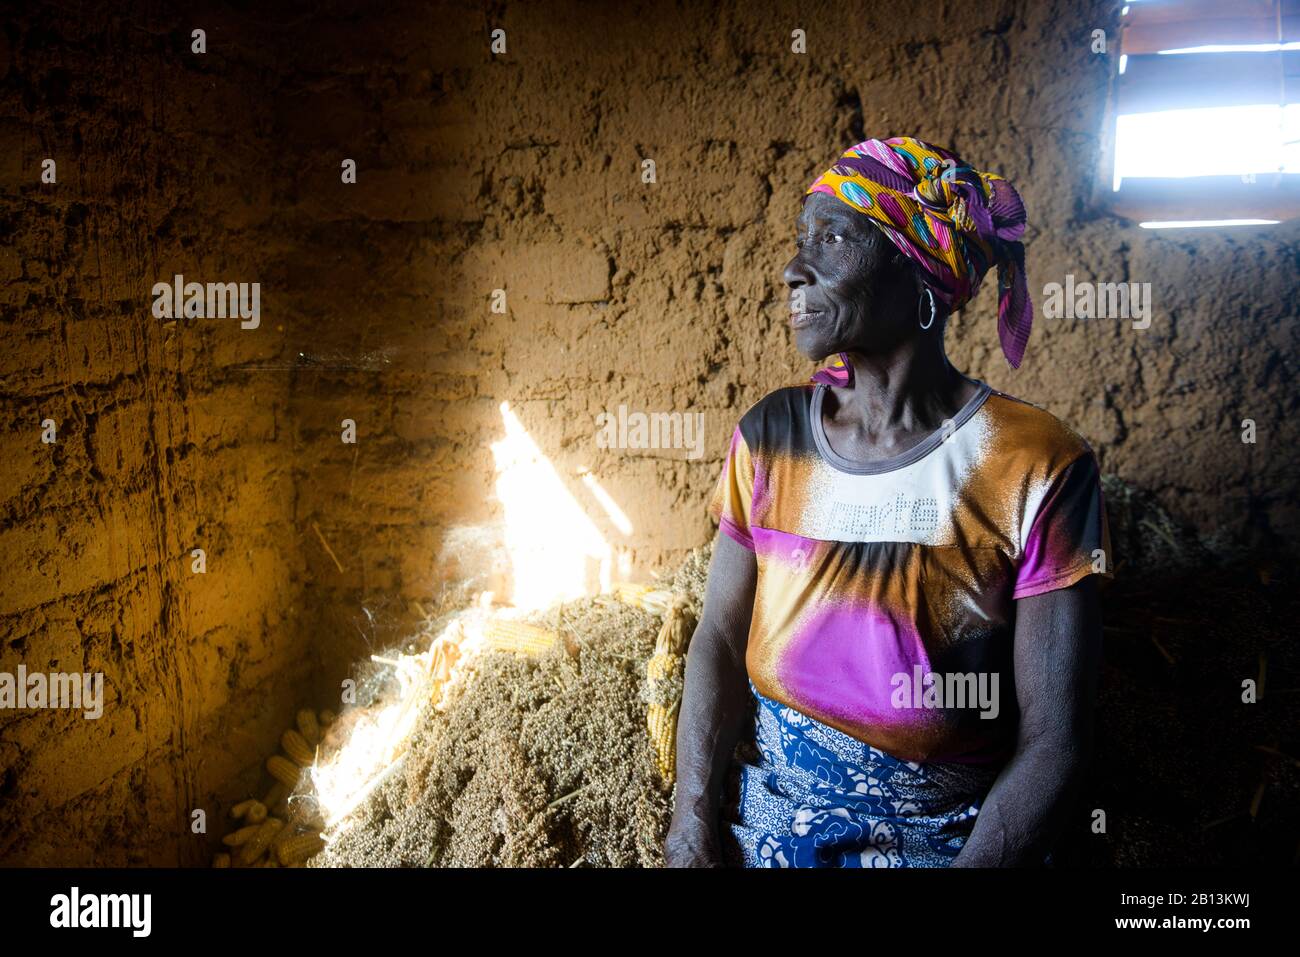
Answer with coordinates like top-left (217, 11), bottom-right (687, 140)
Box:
top-left (664, 811), bottom-right (724, 867)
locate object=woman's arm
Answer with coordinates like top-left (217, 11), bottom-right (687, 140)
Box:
top-left (950, 575), bottom-right (1103, 867)
top-left (663, 531), bottom-right (757, 867)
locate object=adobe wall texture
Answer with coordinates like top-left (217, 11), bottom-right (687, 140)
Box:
top-left (1, 0), bottom-right (1296, 863)
top-left (0, 4), bottom-right (306, 864)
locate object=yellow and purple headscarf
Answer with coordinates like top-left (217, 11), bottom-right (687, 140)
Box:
top-left (806, 136), bottom-right (1033, 376)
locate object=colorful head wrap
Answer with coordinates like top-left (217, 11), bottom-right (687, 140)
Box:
top-left (805, 136), bottom-right (1033, 379)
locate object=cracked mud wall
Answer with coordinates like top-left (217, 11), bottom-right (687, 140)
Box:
top-left (0, 6), bottom-right (306, 865)
top-left (289, 0), bottom-right (1299, 687)
top-left (1, 0), bottom-right (1297, 865)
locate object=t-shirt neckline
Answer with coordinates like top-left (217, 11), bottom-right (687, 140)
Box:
top-left (809, 378), bottom-right (993, 475)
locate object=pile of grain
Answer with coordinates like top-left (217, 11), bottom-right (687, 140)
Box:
top-left (312, 545), bottom-right (711, 868)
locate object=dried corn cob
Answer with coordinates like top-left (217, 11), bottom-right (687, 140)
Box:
top-left (647, 700), bottom-right (679, 779)
top-left (213, 699), bottom-right (332, 868)
top-left (655, 598), bottom-right (696, 655)
top-left (222, 825), bottom-right (260, 847)
top-left (646, 645), bottom-right (683, 781)
top-left (610, 582), bottom-right (674, 614)
top-left (296, 708), bottom-right (321, 746)
top-left (237, 817), bottom-right (284, 867)
top-left (483, 618), bottom-right (558, 656)
top-left (645, 652), bottom-right (677, 683)
top-left (276, 832), bottom-right (325, 866)
top-left (261, 782), bottom-right (288, 816)
top-left (643, 600), bottom-right (697, 782)
top-left (281, 729), bottom-right (315, 767)
top-left (269, 823), bottom-right (295, 860)
top-left (266, 755), bottom-right (302, 790)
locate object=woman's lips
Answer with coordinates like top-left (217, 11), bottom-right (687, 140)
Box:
top-left (790, 311), bottom-right (821, 329)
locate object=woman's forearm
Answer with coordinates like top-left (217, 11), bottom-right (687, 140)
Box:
top-left (953, 579), bottom-right (1101, 867)
top-left (664, 531), bottom-right (757, 866)
top-left (671, 624), bottom-right (752, 831)
top-left (950, 738), bottom-right (1086, 867)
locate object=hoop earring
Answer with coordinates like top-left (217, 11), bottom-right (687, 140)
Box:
top-left (919, 288), bottom-right (937, 330)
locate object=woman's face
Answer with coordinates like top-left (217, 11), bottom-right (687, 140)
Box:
top-left (783, 191), bottom-right (920, 362)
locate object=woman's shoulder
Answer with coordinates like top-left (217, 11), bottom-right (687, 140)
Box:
top-left (978, 388), bottom-right (1099, 476)
top-left (731, 385), bottom-right (816, 451)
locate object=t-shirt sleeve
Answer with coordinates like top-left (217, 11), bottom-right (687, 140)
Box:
top-left (707, 426), bottom-right (756, 552)
top-left (1013, 450), bottom-right (1113, 599)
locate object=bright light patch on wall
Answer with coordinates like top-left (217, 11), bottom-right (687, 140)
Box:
top-left (578, 468), bottom-right (634, 537)
top-left (491, 401), bottom-right (613, 611)
top-left (1139, 219), bottom-right (1280, 229)
top-left (1113, 104), bottom-right (1299, 188)
top-left (1119, 53), bottom-right (1128, 74)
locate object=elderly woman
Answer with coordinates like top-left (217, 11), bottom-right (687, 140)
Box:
top-left (665, 136), bottom-right (1111, 868)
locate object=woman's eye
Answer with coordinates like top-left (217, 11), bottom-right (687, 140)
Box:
top-left (796, 233), bottom-right (841, 248)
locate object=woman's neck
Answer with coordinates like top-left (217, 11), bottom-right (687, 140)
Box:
top-left (831, 338), bottom-right (974, 436)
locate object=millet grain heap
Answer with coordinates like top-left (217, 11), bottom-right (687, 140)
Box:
top-left (313, 545), bottom-right (711, 868)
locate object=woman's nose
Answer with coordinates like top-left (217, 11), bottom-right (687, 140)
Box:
top-left (784, 251), bottom-right (813, 289)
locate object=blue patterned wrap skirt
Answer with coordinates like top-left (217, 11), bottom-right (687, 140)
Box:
top-left (721, 686), bottom-right (1002, 868)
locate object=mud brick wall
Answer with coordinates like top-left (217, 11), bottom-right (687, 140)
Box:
top-left (289, 0), bottom-right (1300, 689)
top-left (0, 6), bottom-right (306, 864)
top-left (2, 0), bottom-right (1298, 864)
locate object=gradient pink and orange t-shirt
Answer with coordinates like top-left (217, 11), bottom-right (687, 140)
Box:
top-left (709, 380), bottom-right (1111, 765)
